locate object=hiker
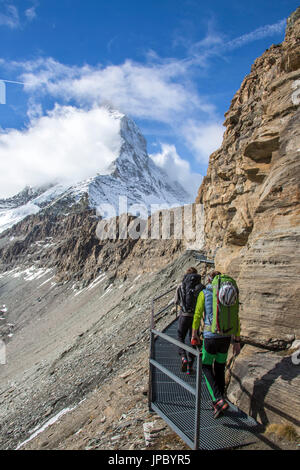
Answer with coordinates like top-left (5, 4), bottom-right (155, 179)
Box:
top-left (191, 271), bottom-right (241, 418)
top-left (175, 267), bottom-right (204, 375)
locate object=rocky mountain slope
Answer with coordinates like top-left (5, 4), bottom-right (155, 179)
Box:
top-left (0, 249), bottom-right (202, 450)
top-left (0, 110), bottom-right (191, 234)
top-left (197, 7), bottom-right (300, 430)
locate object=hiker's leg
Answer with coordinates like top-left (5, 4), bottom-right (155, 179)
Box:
top-left (215, 337), bottom-right (231, 396)
top-left (214, 361), bottom-right (226, 396)
top-left (177, 315), bottom-right (188, 360)
top-left (202, 339), bottom-right (222, 401)
top-left (202, 364), bottom-right (220, 401)
top-left (186, 317), bottom-right (195, 365)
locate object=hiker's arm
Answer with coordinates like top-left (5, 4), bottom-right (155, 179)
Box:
top-left (233, 338), bottom-right (241, 355)
top-left (174, 286), bottom-right (179, 305)
top-left (192, 291), bottom-right (204, 338)
top-left (175, 284), bottom-right (183, 307)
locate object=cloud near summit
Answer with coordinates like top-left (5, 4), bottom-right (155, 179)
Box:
top-left (0, 55), bottom-right (221, 198)
top-left (0, 106), bottom-right (122, 197)
top-left (18, 57), bottom-right (213, 124)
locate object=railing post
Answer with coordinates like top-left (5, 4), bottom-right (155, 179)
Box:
top-left (148, 299), bottom-right (155, 410)
top-left (151, 298), bottom-right (155, 331)
top-left (194, 347), bottom-right (202, 450)
top-left (148, 287), bottom-right (176, 411)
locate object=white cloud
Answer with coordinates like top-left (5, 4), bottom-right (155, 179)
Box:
top-left (0, 1), bottom-right (38, 29)
top-left (150, 143), bottom-right (202, 198)
top-left (8, 18), bottom-right (286, 121)
top-left (188, 17), bottom-right (286, 66)
top-left (10, 57), bottom-right (215, 125)
top-left (0, 56), bottom-right (223, 198)
top-left (0, 3), bottom-right (19, 28)
top-left (25, 6), bottom-right (37, 21)
top-left (181, 120), bottom-right (224, 164)
top-left (225, 19), bottom-right (286, 51)
top-left (0, 106), bottom-right (123, 198)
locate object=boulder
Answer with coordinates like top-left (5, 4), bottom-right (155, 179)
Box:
top-left (227, 345), bottom-right (300, 431)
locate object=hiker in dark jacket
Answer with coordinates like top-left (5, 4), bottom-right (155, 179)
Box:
top-left (191, 270), bottom-right (241, 418)
top-left (175, 267), bottom-right (204, 375)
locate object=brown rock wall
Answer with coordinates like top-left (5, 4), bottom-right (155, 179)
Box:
top-left (227, 345), bottom-right (300, 431)
top-left (197, 9), bottom-right (300, 347)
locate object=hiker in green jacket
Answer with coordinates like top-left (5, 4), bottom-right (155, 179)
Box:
top-left (191, 271), bottom-right (241, 418)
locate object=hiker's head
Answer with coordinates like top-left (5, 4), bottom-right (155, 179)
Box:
top-left (186, 267), bottom-right (198, 274)
top-left (184, 267), bottom-right (201, 284)
top-left (208, 271), bottom-right (221, 283)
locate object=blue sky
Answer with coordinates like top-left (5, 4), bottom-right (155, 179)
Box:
top-left (0, 0), bottom-right (298, 198)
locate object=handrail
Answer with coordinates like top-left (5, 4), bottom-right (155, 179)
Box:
top-left (149, 324), bottom-right (202, 450)
top-left (151, 328), bottom-right (199, 357)
top-left (193, 253), bottom-right (215, 265)
top-left (151, 285), bottom-right (177, 330)
top-left (149, 359), bottom-right (197, 396)
top-left (152, 286), bottom-right (177, 303)
top-left (149, 284), bottom-right (203, 450)
top-left (154, 301), bottom-right (175, 319)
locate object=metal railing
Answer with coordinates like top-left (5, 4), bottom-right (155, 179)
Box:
top-left (148, 287), bottom-right (203, 450)
top-left (148, 278), bottom-right (260, 450)
top-left (192, 252), bottom-right (215, 265)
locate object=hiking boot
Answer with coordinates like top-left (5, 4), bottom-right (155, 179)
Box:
top-left (181, 357), bottom-right (188, 372)
top-left (213, 399), bottom-right (229, 419)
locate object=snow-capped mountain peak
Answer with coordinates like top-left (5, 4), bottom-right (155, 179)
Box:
top-left (0, 111), bottom-right (193, 234)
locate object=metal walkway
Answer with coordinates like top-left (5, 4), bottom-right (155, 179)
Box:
top-left (148, 287), bottom-right (260, 450)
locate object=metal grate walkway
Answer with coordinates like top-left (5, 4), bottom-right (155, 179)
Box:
top-left (149, 317), bottom-right (260, 450)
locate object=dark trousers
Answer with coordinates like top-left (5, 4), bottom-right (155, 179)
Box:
top-left (202, 336), bottom-right (231, 402)
top-left (177, 314), bottom-right (194, 365)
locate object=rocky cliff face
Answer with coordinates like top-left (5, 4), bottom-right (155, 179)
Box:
top-left (197, 8), bottom-right (300, 429)
top-left (197, 7), bottom-right (300, 349)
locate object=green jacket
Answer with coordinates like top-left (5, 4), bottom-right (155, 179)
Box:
top-left (192, 289), bottom-right (240, 337)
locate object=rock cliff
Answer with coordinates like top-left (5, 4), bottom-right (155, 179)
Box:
top-left (197, 7), bottom-right (300, 349)
top-left (197, 7), bottom-right (300, 429)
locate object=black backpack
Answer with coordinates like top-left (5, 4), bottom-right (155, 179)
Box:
top-left (180, 273), bottom-right (204, 314)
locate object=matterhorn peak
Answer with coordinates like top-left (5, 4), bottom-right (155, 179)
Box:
top-left (0, 110), bottom-right (193, 233)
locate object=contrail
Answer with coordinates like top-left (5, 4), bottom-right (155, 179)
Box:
top-left (0, 79), bottom-right (24, 85)
top-left (0, 79), bottom-right (24, 104)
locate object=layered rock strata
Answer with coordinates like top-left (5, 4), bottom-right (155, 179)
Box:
top-left (197, 8), bottom-right (300, 349)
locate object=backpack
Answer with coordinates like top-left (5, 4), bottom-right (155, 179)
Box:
top-left (211, 274), bottom-right (239, 335)
top-left (180, 273), bottom-right (204, 314)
